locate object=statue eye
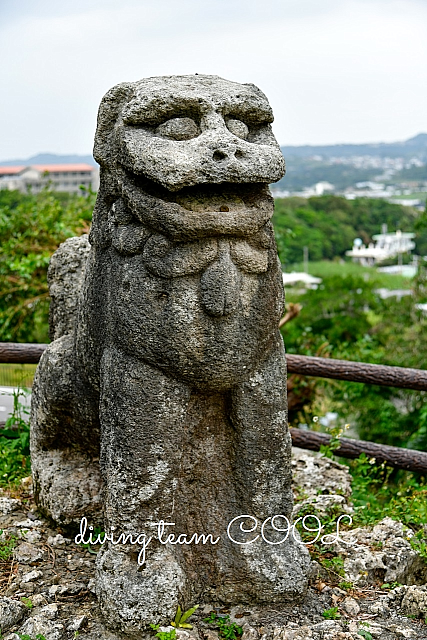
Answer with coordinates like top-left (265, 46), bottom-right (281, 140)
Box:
top-left (155, 117), bottom-right (200, 140)
top-left (226, 119), bottom-right (249, 140)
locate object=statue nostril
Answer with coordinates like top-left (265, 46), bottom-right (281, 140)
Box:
top-left (213, 150), bottom-right (227, 161)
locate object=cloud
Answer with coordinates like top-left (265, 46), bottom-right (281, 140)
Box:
top-left (0, 0), bottom-right (426, 158)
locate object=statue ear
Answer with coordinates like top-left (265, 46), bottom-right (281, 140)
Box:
top-left (93, 82), bottom-right (135, 168)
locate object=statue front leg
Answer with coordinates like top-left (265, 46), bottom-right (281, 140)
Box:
top-left (95, 347), bottom-right (193, 636)
top-left (228, 336), bottom-right (310, 603)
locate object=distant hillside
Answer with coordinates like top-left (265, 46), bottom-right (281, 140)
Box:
top-left (1, 135), bottom-right (426, 167)
top-left (0, 153), bottom-right (97, 167)
top-left (281, 133), bottom-right (427, 160)
top-left (275, 133), bottom-right (427, 192)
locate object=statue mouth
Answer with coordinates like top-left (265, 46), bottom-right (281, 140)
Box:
top-left (121, 165), bottom-right (270, 215)
top-left (119, 167), bottom-right (274, 241)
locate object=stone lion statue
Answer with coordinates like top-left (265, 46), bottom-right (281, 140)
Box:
top-left (31, 75), bottom-right (309, 636)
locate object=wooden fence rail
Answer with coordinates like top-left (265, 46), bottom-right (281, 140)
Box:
top-left (286, 354), bottom-right (427, 392)
top-left (2, 342), bottom-right (427, 392)
top-left (0, 342), bottom-right (47, 364)
top-left (290, 428), bottom-right (427, 474)
top-left (2, 341), bottom-right (427, 473)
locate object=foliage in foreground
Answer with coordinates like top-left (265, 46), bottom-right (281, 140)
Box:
top-left (150, 605), bottom-right (200, 640)
top-left (322, 606), bottom-right (340, 620)
top-left (0, 387), bottom-right (31, 486)
top-left (295, 446), bottom-right (427, 587)
top-left (349, 454), bottom-right (427, 530)
top-left (0, 187), bottom-right (95, 343)
top-left (170, 604), bottom-right (199, 629)
top-left (204, 613), bottom-right (243, 640)
top-left (0, 529), bottom-right (17, 561)
top-left (350, 459), bottom-right (427, 572)
top-left (282, 262), bottom-right (427, 449)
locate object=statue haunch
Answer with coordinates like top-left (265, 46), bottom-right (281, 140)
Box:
top-left (31, 75), bottom-right (310, 636)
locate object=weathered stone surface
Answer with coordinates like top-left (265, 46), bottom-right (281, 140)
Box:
top-left (17, 613), bottom-right (65, 640)
top-left (14, 542), bottom-right (45, 564)
top-left (39, 603), bottom-right (59, 620)
top-left (31, 334), bottom-right (103, 526)
top-left (272, 625), bottom-right (315, 640)
top-left (400, 585), bottom-right (427, 617)
top-left (48, 234), bottom-right (91, 342)
top-left (14, 518), bottom-right (44, 529)
top-left (20, 569), bottom-right (43, 583)
top-left (31, 444), bottom-right (103, 527)
top-left (292, 449), bottom-right (353, 500)
top-left (67, 614), bottom-right (87, 632)
top-left (46, 533), bottom-right (71, 546)
top-left (0, 497), bottom-right (21, 515)
top-left (386, 584), bottom-right (427, 618)
top-left (31, 235), bottom-right (103, 527)
top-left (3, 486), bottom-right (427, 640)
top-left (291, 450), bottom-right (354, 540)
top-left (31, 74), bottom-right (310, 635)
top-left (332, 517), bottom-right (427, 585)
top-left (94, 75), bottom-right (285, 192)
top-left (22, 529), bottom-right (42, 544)
top-left (77, 621), bottom-right (123, 639)
top-left (0, 597), bottom-right (26, 632)
top-left (341, 596), bottom-right (360, 616)
top-left (293, 493), bottom-right (352, 520)
top-left (241, 623), bottom-right (259, 640)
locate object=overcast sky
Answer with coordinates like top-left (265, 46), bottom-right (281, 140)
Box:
top-left (1, 0), bottom-right (426, 161)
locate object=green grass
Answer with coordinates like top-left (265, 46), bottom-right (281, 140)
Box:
top-left (322, 606), bottom-right (340, 620)
top-left (285, 260), bottom-right (410, 289)
top-left (0, 530), bottom-right (17, 560)
top-left (20, 597), bottom-right (34, 609)
top-left (0, 387), bottom-right (31, 486)
top-left (349, 454), bottom-right (427, 530)
top-left (0, 364), bottom-right (37, 388)
top-left (203, 614), bottom-right (243, 640)
top-left (389, 192), bottom-right (427, 201)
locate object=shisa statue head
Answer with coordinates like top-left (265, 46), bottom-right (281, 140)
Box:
top-left (92, 75), bottom-right (285, 241)
top-left (86, 75), bottom-right (287, 388)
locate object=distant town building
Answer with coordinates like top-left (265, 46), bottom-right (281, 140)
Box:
top-left (374, 287), bottom-right (412, 300)
top-left (272, 181), bottom-right (335, 199)
top-left (314, 181), bottom-right (335, 195)
top-left (282, 272), bottom-right (322, 289)
top-left (355, 181), bottom-right (385, 191)
top-left (377, 264), bottom-right (418, 277)
top-left (0, 164), bottom-right (99, 194)
top-left (346, 230), bottom-right (415, 266)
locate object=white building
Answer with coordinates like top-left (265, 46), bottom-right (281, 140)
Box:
top-left (0, 163), bottom-right (99, 194)
top-left (346, 230), bottom-right (415, 266)
top-left (314, 181), bottom-right (335, 195)
top-left (282, 272), bottom-right (322, 289)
